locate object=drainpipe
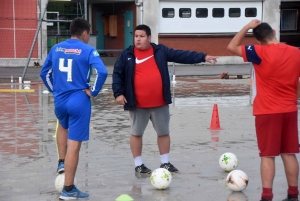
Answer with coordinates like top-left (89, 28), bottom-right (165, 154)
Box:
top-left (136, 0), bottom-right (143, 24)
top-left (140, 0), bottom-right (143, 24)
top-left (84, 0), bottom-right (87, 20)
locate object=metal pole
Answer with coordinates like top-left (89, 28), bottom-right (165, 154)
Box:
top-left (84, 0), bottom-right (87, 20)
top-left (21, 0), bottom-right (49, 81)
top-left (173, 62), bottom-right (175, 76)
top-left (77, 3), bottom-right (79, 18)
top-left (140, 0), bottom-right (143, 24)
top-left (57, 13), bottom-right (60, 35)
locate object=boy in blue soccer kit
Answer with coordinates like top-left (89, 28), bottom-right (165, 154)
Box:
top-left (40, 18), bottom-right (107, 200)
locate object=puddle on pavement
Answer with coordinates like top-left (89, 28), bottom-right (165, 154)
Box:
top-left (0, 77), bottom-right (258, 200)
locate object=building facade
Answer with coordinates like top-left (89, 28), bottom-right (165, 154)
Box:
top-left (0, 0), bottom-right (299, 66)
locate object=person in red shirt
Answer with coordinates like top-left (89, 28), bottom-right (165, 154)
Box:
top-left (227, 19), bottom-right (300, 201)
top-left (113, 24), bottom-right (218, 175)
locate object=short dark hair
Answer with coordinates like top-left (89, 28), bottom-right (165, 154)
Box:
top-left (252, 22), bottom-right (274, 43)
top-left (69, 17), bottom-right (90, 37)
top-left (135, 24), bottom-right (151, 36)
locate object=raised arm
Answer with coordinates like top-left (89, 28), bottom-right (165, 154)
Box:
top-left (227, 19), bottom-right (261, 56)
top-left (164, 45), bottom-right (217, 64)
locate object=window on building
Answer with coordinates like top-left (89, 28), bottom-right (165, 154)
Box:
top-left (229, 8), bottom-right (241, 17)
top-left (212, 8), bottom-right (224, 18)
top-left (179, 8), bottom-right (191, 18)
top-left (245, 8), bottom-right (257, 17)
top-left (196, 8), bottom-right (208, 18)
top-left (162, 8), bottom-right (175, 18)
top-left (281, 9), bottom-right (298, 31)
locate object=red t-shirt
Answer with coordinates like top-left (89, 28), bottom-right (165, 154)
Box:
top-left (134, 46), bottom-right (166, 108)
top-left (242, 43), bottom-right (300, 115)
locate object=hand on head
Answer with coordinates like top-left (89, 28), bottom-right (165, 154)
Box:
top-left (246, 19), bottom-right (261, 29)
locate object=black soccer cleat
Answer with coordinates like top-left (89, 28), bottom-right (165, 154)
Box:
top-left (160, 162), bottom-right (178, 173)
top-left (135, 164), bottom-right (152, 174)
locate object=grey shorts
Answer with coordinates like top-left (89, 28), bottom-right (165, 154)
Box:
top-left (128, 105), bottom-right (170, 136)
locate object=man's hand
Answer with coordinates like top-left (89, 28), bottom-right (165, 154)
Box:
top-left (205, 55), bottom-right (218, 64)
top-left (116, 95), bottom-right (127, 105)
top-left (83, 88), bottom-right (94, 98)
top-left (246, 19), bottom-right (261, 29)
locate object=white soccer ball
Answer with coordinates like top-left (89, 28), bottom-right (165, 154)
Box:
top-left (24, 86), bottom-right (30, 90)
top-left (55, 173), bottom-right (65, 193)
top-left (150, 168), bottom-right (172, 190)
top-left (226, 170), bottom-right (249, 191)
top-left (219, 152), bottom-right (238, 172)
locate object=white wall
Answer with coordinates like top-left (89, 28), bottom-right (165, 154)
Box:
top-left (138, 0), bottom-right (282, 64)
top-left (142, 0), bottom-right (159, 44)
top-left (262, 0), bottom-right (281, 41)
top-left (159, 1), bottom-right (263, 34)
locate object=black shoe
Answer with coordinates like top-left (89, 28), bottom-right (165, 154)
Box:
top-left (135, 164), bottom-right (152, 174)
top-left (160, 162), bottom-right (178, 173)
top-left (282, 196), bottom-right (299, 201)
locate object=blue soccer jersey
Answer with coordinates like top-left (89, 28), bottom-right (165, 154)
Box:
top-left (40, 39), bottom-right (108, 98)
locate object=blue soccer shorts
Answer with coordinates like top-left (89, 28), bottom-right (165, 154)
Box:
top-left (54, 91), bottom-right (91, 141)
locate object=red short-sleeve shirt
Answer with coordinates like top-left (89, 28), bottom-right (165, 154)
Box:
top-left (241, 43), bottom-right (300, 115)
top-left (134, 46), bottom-right (166, 108)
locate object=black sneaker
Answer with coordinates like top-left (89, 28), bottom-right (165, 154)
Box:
top-left (160, 162), bottom-right (178, 173)
top-left (135, 164), bottom-right (152, 174)
top-left (282, 196), bottom-right (299, 201)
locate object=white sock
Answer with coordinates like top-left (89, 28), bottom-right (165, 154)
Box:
top-left (160, 153), bottom-right (169, 164)
top-left (134, 156), bottom-right (143, 167)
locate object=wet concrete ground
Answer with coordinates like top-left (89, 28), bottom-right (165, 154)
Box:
top-left (0, 72), bottom-right (299, 201)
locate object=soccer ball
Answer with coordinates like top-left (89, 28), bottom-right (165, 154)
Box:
top-left (219, 152), bottom-right (238, 171)
top-left (55, 173), bottom-right (65, 193)
top-left (150, 168), bottom-right (172, 190)
top-left (226, 170), bottom-right (249, 191)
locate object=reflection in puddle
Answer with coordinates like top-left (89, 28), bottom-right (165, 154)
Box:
top-left (227, 191), bottom-right (248, 201)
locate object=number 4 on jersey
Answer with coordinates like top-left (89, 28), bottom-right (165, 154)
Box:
top-left (59, 58), bottom-right (73, 82)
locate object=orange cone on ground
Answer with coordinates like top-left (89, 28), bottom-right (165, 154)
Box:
top-left (208, 104), bottom-right (222, 130)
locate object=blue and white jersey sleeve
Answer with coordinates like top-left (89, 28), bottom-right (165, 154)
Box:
top-left (242, 45), bottom-right (262, 65)
top-left (88, 49), bottom-right (108, 97)
top-left (40, 49), bottom-right (54, 92)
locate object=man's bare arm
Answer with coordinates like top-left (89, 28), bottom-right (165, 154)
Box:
top-left (227, 19), bottom-right (261, 56)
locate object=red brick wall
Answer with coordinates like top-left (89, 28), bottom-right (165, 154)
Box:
top-left (159, 35), bottom-right (258, 56)
top-left (0, 0), bottom-right (38, 58)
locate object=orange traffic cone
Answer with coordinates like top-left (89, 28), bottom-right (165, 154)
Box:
top-left (208, 104), bottom-right (222, 130)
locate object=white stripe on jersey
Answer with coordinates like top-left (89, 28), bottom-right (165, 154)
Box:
top-left (87, 66), bottom-right (90, 80)
top-left (92, 68), bottom-right (98, 92)
top-left (46, 68), bottom-right (53, 91)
